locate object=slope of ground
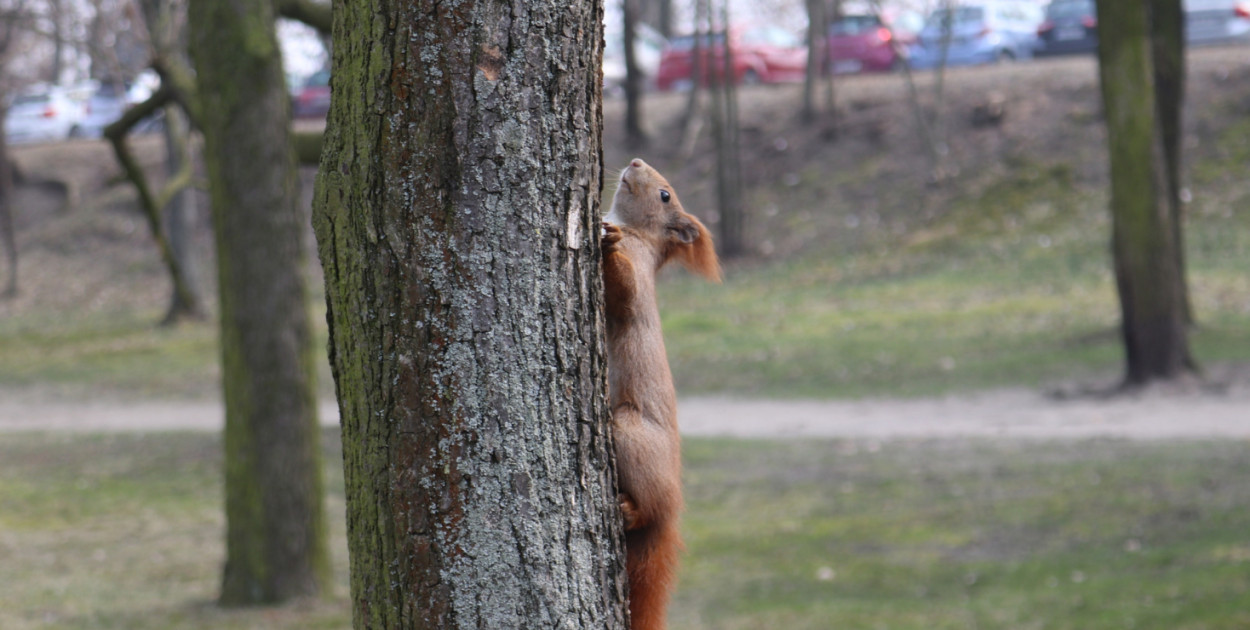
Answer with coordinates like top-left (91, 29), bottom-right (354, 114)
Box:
top-left (1, 48), bottom-right (1248, 402)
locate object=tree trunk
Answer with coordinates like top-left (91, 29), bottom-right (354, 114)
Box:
top-left (711, 0), bottom-right (744, 259)
top-left (623, 0), bottom-right (648, 148)
top-left (0, 102), bottom-right (16, 298)
top-left (802, 0), bottom-right (824, 122)
top-left (1096, 0), bottom-right (1195, 386)
top-left (49, 0), bottom-right (64, 83)
top-left (312, 1), bottom-right (628, 628)
top-left (1149, 0), bottom-right (1192, 323)
top-left (824, 0), bottom-right (839, 124)
top-left (678, 0), bottom-right (708, 159)
top-left (160, 104), bottom-right (203, 323)
top-left (187, 0), bottom-right (330, 605)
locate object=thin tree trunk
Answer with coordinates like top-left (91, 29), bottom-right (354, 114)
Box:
top-left (655, 0), bottom-right (673, 37)
top-left (312, 1), bottom-right (628, 627)
top-left (623, 0), bottom-right (647, 148)
top-left (802, 0), bottom-right (824, 122)
top-left (49, 0), bottom-right (63, 83)
top-left (824, 0), bottom-right (839, 125)
top-left (678, 0), bottom-right (708, 159)
top-left (1096, 0), bottom-right (1195, 386)
top-left (103, 87), bottom-right (204, 326)
top-left (161, 104), bottom-right (203, 323)
top-left (0, 103), bottom-right (16, 298)
top-left (187, 0), bottom-right (330, 605)
top-left (715, 0), bottom-right (744, 259)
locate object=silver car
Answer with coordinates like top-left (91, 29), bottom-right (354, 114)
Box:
top-left (1185, 0), bottom-right (1250, 44)
top-left (5, 88), bottom-right (86, 144)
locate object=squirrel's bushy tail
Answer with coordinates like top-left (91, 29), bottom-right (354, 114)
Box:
top-left (626, 520), bottom-right (683, 630)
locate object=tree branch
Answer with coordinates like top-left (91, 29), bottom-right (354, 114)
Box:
top-left (103, 84), bottom-right (201, 324)
top-left (275, 0), bottom-right (330, 35)
top-left (150, 55), bottom-right (203, 130)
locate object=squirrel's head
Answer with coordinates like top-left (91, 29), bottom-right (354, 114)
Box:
top-left (606, 158), bottom-right (721, 282)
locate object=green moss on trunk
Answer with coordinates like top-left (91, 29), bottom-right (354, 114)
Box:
top-left (188, 0), bottom-right (330, 605)
top-left (1096, 0), bottom-right (1195, 384)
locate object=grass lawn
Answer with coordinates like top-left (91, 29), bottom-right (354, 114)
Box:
top-left (2, 431), bottom-right (1248, 629)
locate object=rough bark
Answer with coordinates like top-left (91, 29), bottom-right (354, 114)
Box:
top-left (1096, 0), bottom-right (1195, 386)
top-left (187, 0), bottom-right (330, 605)
top-left (312, 0), bottom-right (627, 628)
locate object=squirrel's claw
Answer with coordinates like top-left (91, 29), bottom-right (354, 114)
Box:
top-left (602, 222), bottom-right (623, 252)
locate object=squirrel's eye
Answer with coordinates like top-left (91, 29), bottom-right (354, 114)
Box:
top-left (660, 190), bottom-right (671, 203)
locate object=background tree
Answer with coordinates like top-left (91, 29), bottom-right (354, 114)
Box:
top-left (1095, 0), bottom-right (1195, 386)
top-left (801, 0), bottom-right (828, 122)
top-left (138, 0), bottom-right (203, 323)
top-left (708, 0), bottom-right (744, 258)
top-left (312, 0), bottom-right (628, 627)
top-left (622, 0), bottom-right (647, 148)
top-left (0, 0), bottom-right (31, 298)
top-left (1148, 0), bottom-right (1192, 323)
top-left (187, 0), bottom-right (330, 604)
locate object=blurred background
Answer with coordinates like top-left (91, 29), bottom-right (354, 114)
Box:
top-left (1, 0), bottom-right (1249, 628)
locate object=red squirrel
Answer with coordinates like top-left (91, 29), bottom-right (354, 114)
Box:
top-left (601, 158), bottom-right (720, 630)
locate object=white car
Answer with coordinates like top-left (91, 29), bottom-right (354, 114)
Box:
top-left (5, 88), bottom-right (86, 144)
top-left (1185, 0), bottom-right (1250, 44)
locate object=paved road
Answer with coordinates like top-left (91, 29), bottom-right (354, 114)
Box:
top-left (2, 384), bottom-right (1247, 439)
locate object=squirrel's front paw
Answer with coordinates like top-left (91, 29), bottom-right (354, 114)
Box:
top-left (602, 222), bottom-right (623, 252)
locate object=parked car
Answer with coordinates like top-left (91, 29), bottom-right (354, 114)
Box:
top-left (1035, 0), bottom-right (1098, 56)
top-left (1185, 0), bottom-right (1250, 44)
top-left (292, 68), bottom-right (330, 119)
top-left (655, 25), bottom-right (807, 91)
top-left (827, 14), bottom-right (916, 74)
top-left (4, 87), bottom-right (86, 144)
top-left (78, 81), bottom-right (128, 138)
top-left (907, 1), bottom-right (1044, 69)
top-left (604, 23), bottom-right (667, 97)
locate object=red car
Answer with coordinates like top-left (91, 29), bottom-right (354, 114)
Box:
top-left (827, 13), bottom-right (919, 74)
top-left (655, 25), bottom-right (807, 91)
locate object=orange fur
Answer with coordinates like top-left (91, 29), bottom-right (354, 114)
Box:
top-left (601, 159), bottom-right (720, 630)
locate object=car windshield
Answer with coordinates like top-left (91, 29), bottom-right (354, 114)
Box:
top-left (925, 6), bottom-right (985, 28)
top-left (829, 15), bottom-right (882, 36)
top-left (666, 33), bottom-right (726, 52)
top-left (741, 26), bottom-right (800, 47)
top-left (1046, 0), bottom-right (1094, 18)
top-left (13, 94), bottom-right (50, 107)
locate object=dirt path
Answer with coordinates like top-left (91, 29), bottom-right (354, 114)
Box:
top-left (1, 381), bottom-right (1247, 439)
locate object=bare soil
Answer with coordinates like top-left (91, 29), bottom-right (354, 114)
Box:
top-left (3, 379), bottom-right (1249, 437)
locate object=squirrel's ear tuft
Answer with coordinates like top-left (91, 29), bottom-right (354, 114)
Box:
top-left (669, 212), bottom-right (722, 283)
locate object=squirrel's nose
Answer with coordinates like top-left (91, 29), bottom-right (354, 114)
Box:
top-left (630, 158), bottom-right (643, 168)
